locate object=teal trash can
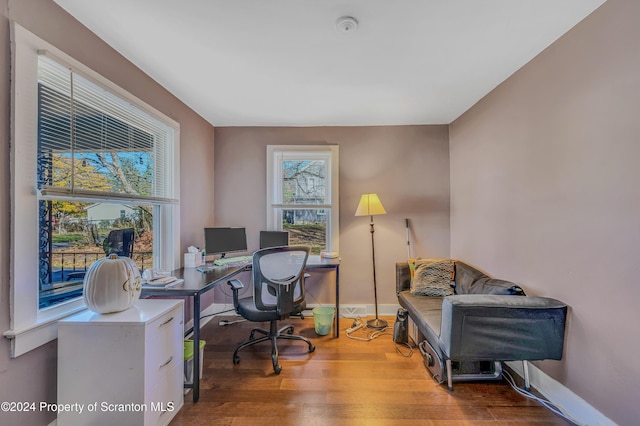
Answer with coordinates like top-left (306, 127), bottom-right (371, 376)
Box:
top-left (312, 306), bottom-right (335, 336)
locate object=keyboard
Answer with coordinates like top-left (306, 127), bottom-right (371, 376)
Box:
top-left (143, 277), bottom-right (184, 288)
top-left (146, 276), bottom-right (178, 285)
top-left (214, 255), bottom-right (252, 266)
top-left (196, 256), bottom-right (252, 273)
top-left (196, 264), bottom-right (218, 273)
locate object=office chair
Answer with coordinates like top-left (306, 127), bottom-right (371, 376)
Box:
top-left (227, 246), bottom-right (315, 374)
top-left (102, 228), bottom-right (135, 257)
top-left (66, 228), bottom-right (135, 282)
top-left (259, 230), bottom-right (310, 319)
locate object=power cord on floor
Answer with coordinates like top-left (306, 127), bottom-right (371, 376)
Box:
top-left (345, 317), bottom-right (389, 341)
top-left (394, 338), bottom-right (414, 358)
top-left (502, 369), bottom-right (580, 425)
top-left (218, 318), bottom-right (246, 326)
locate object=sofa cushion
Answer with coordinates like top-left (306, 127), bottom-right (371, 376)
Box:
top-left (454, 262), bottom-right (525, 295)
top-left (411, 258), bottom-right (455, 296)
top-left (470, 277), bottom-right (525, 295)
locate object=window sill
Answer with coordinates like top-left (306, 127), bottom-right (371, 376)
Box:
top-left (3, 305), bottom-right (87, 357)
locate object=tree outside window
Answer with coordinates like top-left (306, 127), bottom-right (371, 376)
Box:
top-left (267, 146), bottom-right (339, 255)
top-left (36, 54), bottom-right (174, 308)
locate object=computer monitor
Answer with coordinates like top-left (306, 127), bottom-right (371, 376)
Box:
top-left (204, 227), bottom-right (247, 258)
top-left (260, 231), bottom-right (289, 249)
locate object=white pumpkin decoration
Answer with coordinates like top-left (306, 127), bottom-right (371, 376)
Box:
top-left (83, 254), bottom-right (142, 314)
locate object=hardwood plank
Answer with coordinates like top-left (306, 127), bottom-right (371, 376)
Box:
top-left (170, 316), bottom-right (572, 425)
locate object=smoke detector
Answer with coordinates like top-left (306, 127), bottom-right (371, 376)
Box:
top-left (336, 16), bottom-right (358, 34)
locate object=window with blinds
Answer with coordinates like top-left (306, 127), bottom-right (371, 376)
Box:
top-left (8, 23), bottom-right (182, 354)
top-left (34, 53), bottom-right (179, 309)
top-left (37, 53), bottom-right (177, 204)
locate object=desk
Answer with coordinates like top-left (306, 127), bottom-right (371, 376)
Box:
top-left (141, 255), bottom-right (340, 403)
top-left (141, 264), bottom-right (246, 403)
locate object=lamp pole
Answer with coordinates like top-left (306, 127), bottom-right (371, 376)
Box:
top-left (367, 215), bottom-right (387, 330)
top-left (355, 193), bottom-right (388, 330)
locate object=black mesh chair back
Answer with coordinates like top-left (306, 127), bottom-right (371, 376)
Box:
top-left (253, 246), bottom-right (307, 314)
top-left (227, 245), bottom-right (315, 374)
top-left (103, 228), bottom-right (135, 257)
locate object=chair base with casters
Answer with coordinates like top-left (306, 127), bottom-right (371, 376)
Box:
top-left (228, 268), bottom-right (316, 374)
top-left (230, 304), bottom-right (316, 374)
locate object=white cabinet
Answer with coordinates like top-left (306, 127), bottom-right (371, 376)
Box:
top-left (58, 299), bottom-right (184, 426)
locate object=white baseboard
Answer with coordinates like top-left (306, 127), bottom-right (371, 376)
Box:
top-left (195, 303), bottom-right (401, 323)
top-left (506, 361), bottom-right (616, 426)
top-left (308, 303), bottom-right (400, 319)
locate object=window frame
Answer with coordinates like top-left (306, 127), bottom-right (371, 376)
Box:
top-left (266, 145), bottom-right (339, 253)
top-left (4, 22), bottom-right (181, 357)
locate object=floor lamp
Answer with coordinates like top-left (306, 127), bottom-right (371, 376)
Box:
top-left (355, 193), bottom-right (387, 330)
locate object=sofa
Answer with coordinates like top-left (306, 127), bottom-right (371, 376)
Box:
top-left (396, 260), bottom-right (567, 390)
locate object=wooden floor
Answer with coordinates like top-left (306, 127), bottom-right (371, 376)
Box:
top-left (170, 316), bottom-right (571, 426)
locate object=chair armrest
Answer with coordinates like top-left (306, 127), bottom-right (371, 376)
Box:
top-left (227, 279), bottom-right (244, 308)
top-left (228, 279), bottom-right (244, 290)
top-left (440, 295), bottom-right (567, 361)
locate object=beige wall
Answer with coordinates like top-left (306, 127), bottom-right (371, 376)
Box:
top-left (449, 0), bottom-right (639, 424)
top-left (3, 0), bottom-right (634, 424)
top-left (0, 0), bottom-right (215, 424)
top-left (213, 126), bottom-right (450, 307)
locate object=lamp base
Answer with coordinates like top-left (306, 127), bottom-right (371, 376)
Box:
top-left (367, 318), bottom-right (388, 330)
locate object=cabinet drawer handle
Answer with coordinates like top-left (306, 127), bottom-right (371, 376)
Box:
top-left (159, 355), bottom-right (174, 369)
top-left (160, 316), bottom-right (174, 327)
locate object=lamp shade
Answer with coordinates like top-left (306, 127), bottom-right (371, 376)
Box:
top-left (355, 193), bottom-right (387, 217)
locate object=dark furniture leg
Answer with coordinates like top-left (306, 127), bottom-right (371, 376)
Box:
top-left (192, 294), bottom-right (200, 402)
top-left (335, 265), bottom-right (340, 337)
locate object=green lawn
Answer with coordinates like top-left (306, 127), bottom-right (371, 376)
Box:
top-left (52, 233), bottom-right (85, 244)
top-left (284, 223), bottom-right (326, 254)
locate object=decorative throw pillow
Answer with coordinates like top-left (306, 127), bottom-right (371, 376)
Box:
top-left (410, 258), bottom-right (455, 296)
top-left (408, 258), bottom-right (417, 282)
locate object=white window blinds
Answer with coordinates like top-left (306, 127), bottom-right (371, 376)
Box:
top-left (37, 53), bottom-right (177, 204)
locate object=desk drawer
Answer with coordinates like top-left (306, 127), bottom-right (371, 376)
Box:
top-left (146, 304), bottom-right (183, 373)
top-left (145, 361), bottom-right (183, 426)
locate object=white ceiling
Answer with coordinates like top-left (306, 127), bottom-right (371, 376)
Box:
top-left (54, 0), bottom-right (605, 127)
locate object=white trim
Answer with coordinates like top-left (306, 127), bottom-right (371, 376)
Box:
top-left (311, 303), bottom-right (399, 319)
top-left (3, 305), bottom-right (86, 356)
top-left (506, 361), bottom-right (616, 426)
top-left (266, 145), bottom-right (340, 252)
top-left (39, 187), bottom-right (179, 204)
top-left (6, 22), bottom-right (180, 357)
top-left (198, 303), bottom-right (399, 321)
top-left (271, 204), bottom-right (334, 209)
